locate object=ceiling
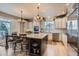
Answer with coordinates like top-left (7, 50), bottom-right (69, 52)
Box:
top-left (0, 3), bottom-right (67, 19)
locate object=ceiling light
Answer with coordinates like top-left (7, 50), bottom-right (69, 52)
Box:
top-left (34, 3), bottom-right (43, 22)
top-left (18, 9), bottom-right (26, 23)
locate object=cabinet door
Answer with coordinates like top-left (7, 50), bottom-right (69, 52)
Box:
top-left (53, 33), bottom-right (59, 42)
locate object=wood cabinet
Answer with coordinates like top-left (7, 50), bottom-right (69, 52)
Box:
top-left (52, 33), bottom-right (59, 42)
top-left (28, 34), bottom-right (48, 56)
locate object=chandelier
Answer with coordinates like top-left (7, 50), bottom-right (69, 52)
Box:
top-left (18, 9), bottom-right (25, 23)
top-left (34, 3), bottom-right (43, 21)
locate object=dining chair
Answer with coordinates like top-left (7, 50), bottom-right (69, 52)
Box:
top-left (12, 33), bottom-right (23, 54)
top-left (5, 32), bottom-right (17, 49)
top-left (19, 33), bottom-right (29, 55)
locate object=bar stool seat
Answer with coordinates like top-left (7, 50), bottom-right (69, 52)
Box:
top-left (31, 43), bottom-right (39, 55)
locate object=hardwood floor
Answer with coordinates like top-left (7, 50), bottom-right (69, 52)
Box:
top-left (0, 40), bottom-right (77, 56)
top-left (44, 41), bottom-right (67, 56)
top-left (67, 44), bottom-right (78, 56)
top-left (44, 41), bottom-right (77, 56)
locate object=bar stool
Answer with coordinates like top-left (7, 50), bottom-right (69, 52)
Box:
top-left (19, 34), bottom-right (29, 55)
top-left (5, 32), bottom-right (16, 49)
top-left (12, 33), bottom-right (23, 54)
top-left (31, 43), bottom-right (39, 56)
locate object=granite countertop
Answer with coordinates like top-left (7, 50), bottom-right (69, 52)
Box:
top-left (27, 33), bottom-right (47, 39)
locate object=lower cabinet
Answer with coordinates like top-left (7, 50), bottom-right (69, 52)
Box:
top-left (29, 35), bottom-right (48, 56)
top-left (52, 33), bottom-right (59, 42)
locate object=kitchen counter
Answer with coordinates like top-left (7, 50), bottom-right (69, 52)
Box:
top-left (27, 33), bottom-right (47, 39)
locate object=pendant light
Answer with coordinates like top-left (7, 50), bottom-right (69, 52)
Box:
top-left (34, 3), bottom-right (43, 21)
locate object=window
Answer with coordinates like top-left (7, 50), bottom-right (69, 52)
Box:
top-left (0, 18), bottom-right (11, 39)
top-left (67, 20), bottom-right (77, 30)
top-left (44, 20), bottom-right (55, 32)
top-left (67, 20), bottom-right (78, 36)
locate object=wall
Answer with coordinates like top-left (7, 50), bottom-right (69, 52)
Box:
top-left (24, 21), bottom-right (29, 32)
top-left (10, 19), bottom-right (20, 34)
top-left (0, 11), bottom-right (21, 35)
top-left (59, 33), bottom-right (67, 48)
top-left (24, 20), bottom-right (41, 32)
top-left (24, 21), bottom-right (34, 32)
top-left (0, 10), bottom-right (33, 34)
top-left (10, 19), bottom-right (29, 34)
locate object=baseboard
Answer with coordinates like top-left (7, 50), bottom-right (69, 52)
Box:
top-left (61, 41), bottom-right (65, 46)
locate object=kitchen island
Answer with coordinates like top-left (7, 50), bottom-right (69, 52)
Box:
top-left (5, 33), bottom-right (48, 56)
top-left (27, 33), bottom-right (48, 56)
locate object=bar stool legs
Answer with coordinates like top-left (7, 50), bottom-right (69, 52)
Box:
top-left (13, 43), bottom-right (16, 53)
top-left (21, 43), bottom-right (23, 51)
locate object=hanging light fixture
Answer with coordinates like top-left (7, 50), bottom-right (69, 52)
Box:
top-left (17, 9), bottom-right (26, 33)
top-left (34, 3), bottom-right (43, 21)
top-left (20, 9), bottom-right (26, 22)
top-left (18, 9), bottom-right (25, 23)
top-left (21, 10), bottom-right (23, 21)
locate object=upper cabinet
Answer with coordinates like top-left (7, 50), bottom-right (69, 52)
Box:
top-left (55, 17), bottom-right (67, 29)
